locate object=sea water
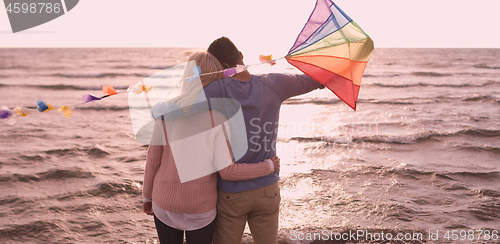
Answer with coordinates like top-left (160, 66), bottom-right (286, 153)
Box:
top-left (0, 48), bottom-right (499, 243)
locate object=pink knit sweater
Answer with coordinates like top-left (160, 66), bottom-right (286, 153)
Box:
top-left (142, 111), bottom-right (271, 214)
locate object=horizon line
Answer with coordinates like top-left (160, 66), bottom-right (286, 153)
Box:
top-left (1, 46), bottom-right (500, 49)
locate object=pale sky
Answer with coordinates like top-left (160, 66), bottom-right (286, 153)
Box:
top-left (1, 0), bottom-right (499, 57)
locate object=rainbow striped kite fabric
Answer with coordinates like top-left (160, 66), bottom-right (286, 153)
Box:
top-left (286, 0), bottom-right (374, 110)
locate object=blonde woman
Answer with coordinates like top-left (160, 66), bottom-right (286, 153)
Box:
top-left (142, 52), bottom-right (280, 244)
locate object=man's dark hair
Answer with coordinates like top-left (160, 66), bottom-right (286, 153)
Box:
top-left (207, 36), bottom-right (240, 69)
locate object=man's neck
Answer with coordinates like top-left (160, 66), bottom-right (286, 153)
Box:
top-left (231, 70), bottom-right (251, 82)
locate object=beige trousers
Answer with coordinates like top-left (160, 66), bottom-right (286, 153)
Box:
top-left (213, 182), bottom-right (281, 244)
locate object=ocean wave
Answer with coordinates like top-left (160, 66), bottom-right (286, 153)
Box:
top-left (283, 98), bottom-right (343, 105)
top-left (50, 73), bottom-right (129, 78)
top-left (0, 65), bottom-right (30, 70)
top-left (115, 155), bottom-right (146, 163)
top-left (289, 133), bottom-right (417, 145)
top-left (32, 84), bottom-right (94, 90)
top-left (361, 96), bottom-right (470, 105)
top-left (454, 145), bottom-right (500, 155)
top-left (111, 65), bottom-right (173, 70)
top-left (363, 70), bottom-right (497, 79)
top-left (360, 99), bottom-right (429, 105)
top-left (18, 154), bottom-right (47, 161)
top-left (49, 72), bottom-right (174, 79)
top-left (354, 133), bottom-right (437, 144)
top-left (51, 180), bottom-right (142, 201)
top-left (140, 65), bottom-right (173, 70)
top-left (311, 167), bottom-right (455, 187)
top-left (474, 63), bottom-right (500, 69)
top-left (75, 106), bottom-right (130, 111)
top-left (285, 97), bottom-right (434, 105)
top-left (472, 189), bottom-right (500, 197)
top-left (42, 169), bottom-right (96, 180)
top-left (448, 171), bottom-right (500, 181)
top-left (290, 136), bottom-right (340, 144)
top-left (0, 196), bottom-right (34, 206)
top-left (0, 168), bottom-right (95, 184)
top-left (43, 146), bottom-right (110, 157)
top-left (369, 80), bottom-right (500, 88)
top-left (0, 83), bottom-right (131, 91)
top-left (313, 166), bottom-right (499, 184)
top-left (356, 129), bottom-right (500, 144)
top-left (0, 219), bottom-right (67, 242)
top-left (49, 202), bottom-right (134, 214)
top-left (462, 95), bottom-right (499, 103)
top-left (444, 185), bottom-right (469, 191)
top-left (290, 128), bottom-right (500, 145)
top-left (362, 73), bottom-right (401, 78)
top-left (87, 180), bottom-right (142, 197)
top-left (462, 198), bottom-right (500, 221)
top-left (463, 128), bottom-right (500, 137)
top-left (411, 71), bottom-right (451, 77)
top-left (368, 167), bottom-right (457, 182)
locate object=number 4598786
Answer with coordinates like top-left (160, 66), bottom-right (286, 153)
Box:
top-left (444, 230), bottom-right (498, 241)
top-left (6, 2), bottom-right (62, 14)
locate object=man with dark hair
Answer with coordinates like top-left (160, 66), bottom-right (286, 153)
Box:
top-left (207, 37), bottom-right (241, 69)
top-left (204, 36), bottom-right (324, 244)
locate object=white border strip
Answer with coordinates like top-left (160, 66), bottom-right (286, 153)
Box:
top-left (60, 0), bottom-right (68, 13)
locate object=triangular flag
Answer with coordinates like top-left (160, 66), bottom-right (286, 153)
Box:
top-left (13, 107), bottom-right (31, 117)
top-left (82, 94), bottom-right (100, 103)
top-left (37, 100), bottom-right (55, 112)
top-left (102, 86), bottom-right (118, 96)
top-left (58, 105), bottom-right (73, 118)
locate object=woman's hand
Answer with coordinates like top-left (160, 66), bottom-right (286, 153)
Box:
top-left (270, 156), bottom-right (280, 173)
top-left (143, 202), bottom-right (154, 215)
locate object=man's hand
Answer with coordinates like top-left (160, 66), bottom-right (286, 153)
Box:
top-left (143, 202), bottom-right (154, 215)
top-left (270, 156), bottom-right (280, 173)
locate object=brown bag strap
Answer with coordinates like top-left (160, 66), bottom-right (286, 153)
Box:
top-left (209, 110), bottom-right (235, 162)
top-left (161, 116), bottom-right (168, 145)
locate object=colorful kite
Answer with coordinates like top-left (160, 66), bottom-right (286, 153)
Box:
top-left (285, 0), bottom-right (374, 110)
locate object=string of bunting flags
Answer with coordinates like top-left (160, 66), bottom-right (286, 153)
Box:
top-left (0, 55), bottom-right (278, 125)
top-left (0, 85), bottom-right (153, 125)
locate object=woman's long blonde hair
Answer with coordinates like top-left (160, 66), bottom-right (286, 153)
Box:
top-left (166, 52), bottom-right (225, 112)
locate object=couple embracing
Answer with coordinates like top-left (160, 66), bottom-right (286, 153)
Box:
top-left (142, 37), bottom-right (324, 244)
